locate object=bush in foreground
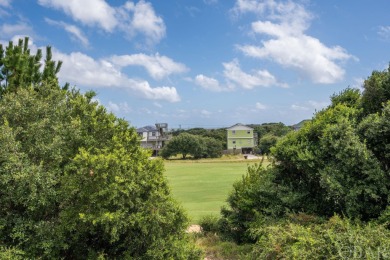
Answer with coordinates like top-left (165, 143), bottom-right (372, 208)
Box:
top-left (0, 38), bottom-right (201, 259)
top-left (248, 216), bottom-right (390, 259)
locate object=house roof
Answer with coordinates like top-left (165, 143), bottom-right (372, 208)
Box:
top-left (226, 123), bottom-right (254, 131)
top-left (136, 125), bottom-right (158, 133)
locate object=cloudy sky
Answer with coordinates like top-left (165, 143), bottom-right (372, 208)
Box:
top-left (1, 0), bottom-right (389, 129)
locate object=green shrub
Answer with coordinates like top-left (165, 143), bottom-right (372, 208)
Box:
top-left (247, 216), bottom-right (390, 259)
top-left (199, 215), bottom-right (220, 233)
top-left (0, 245), bottom-right (26, 259)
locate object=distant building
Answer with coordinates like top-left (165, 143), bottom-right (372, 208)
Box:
top-left (136, 123), bottom-right (170, 155)
top-left (226, 123), bottom-right (256, 154)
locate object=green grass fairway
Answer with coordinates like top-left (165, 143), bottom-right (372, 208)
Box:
top-left (164, 159), bottom-right (262, 224)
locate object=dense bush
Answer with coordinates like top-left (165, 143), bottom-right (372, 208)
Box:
top-left (172, 127), bottom-right (227, 149)
top-left (160, 133), bottom-right (222, 159)
top-left (199, 215), bottom-right (220, 233)
top-left (220, 65), bottom-right (390, 244)
top-left (0, 39), bottom-right (201, 259)
top-left (248, 216), bottom-right (390, 259)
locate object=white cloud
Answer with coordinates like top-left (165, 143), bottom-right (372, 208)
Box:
top-left (291, 100), bottom-right (329, 111)
top-left (45, 18), bottom-right (89, 47)
top-left (110, 53), bottom-right (187, 79)
top-left (107, 101), bottom-right (132, 113)
top-left (38, 0), bottom-right (117, 31)
top-left (234, 0), bottom-right (355, 84)
top-left (378, 26), bottom-right (390, 41)
top-left (54, 50), bottom-right (180, 102)
top-left (223, 59), bottom-right (283, 89)
top-left (38, 0), bottom-right (166, 45)
top-left (291, 104), bottom-right (309, 111)
top-left (120, 0), bottom-right (166, 45)
top-left (0, 23), bottom-right (34, 38)
top-left (231, 0), bottom-right (268, 16)
top-left (195, 74), bottom-right (225, 92)
top-left (255, 102), bottom-right (267, 110)
top-left (308, 100), bottom-right (329, 110)
top-left (107, 101), bottom-right (120, 112)
top-left (351, 77), bottom-right (364, 89)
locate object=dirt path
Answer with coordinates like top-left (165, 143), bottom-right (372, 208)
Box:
top-left (187, 224), bottom-right (202, 233)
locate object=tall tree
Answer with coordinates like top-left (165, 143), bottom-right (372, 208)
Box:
top-left (361, 65), bottom-right (390, 115)
top-left (0, 37), bottom-right (64, 98)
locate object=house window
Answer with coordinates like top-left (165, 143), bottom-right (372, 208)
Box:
top-left (232, 130), bottom-right (236, 134)
top-left (232, 140), bottom-right (236, 144)
top-left (151, 132), bottom-right (156, 136)
top-left (247, 130), bottom-right (251, 134)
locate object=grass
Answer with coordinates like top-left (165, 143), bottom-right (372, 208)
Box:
top-left (164, 155), bottom-right (266, 224)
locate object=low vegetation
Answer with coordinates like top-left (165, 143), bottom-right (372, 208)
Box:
top-left (164, 157), bottom-right (264, 223)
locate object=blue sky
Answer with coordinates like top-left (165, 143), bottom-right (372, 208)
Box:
top-left (1, 0), bottom-right (390, 129)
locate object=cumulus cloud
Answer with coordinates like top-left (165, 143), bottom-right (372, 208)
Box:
top-left (119, 0), bottom-right (166, 45)
top-left (38, 0), bottom-right (166, 45)
top-left (195, 59), bottom-right (285, 92)
top-left (195, 74), bottom-right (225, 92)
top-left (54, 50), bottom-right (180, 102)
top-left (110, 53), bottom-right (187, 79)
top-left (234, 0), bottom-right (355, 84)
top-left (45, 18), bottom-right (89, 47)
top-left (223, 59), bottom-right (284, 89)
top-left (38, 0), bottom-right (117, 31)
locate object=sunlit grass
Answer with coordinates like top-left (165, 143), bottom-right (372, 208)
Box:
top-left (164, 156), bottom-right (268, 224)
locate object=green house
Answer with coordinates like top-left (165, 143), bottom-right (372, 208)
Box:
top-left (226, 123), bottom-right (255, 153)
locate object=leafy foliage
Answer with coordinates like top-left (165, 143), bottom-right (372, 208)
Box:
top-left (248, 216), bottom-right (390, 260)
top-left (171, 127), bottom-right (227, 150)
top-left (252, 122), bottom-right (292, 139)
top-left (160, 133), bottom-right (222, 159)
top-left (220, 164), bottom-right (284, 243)
top-left (361, 65), bottom-right (390, 115)
top-left (0, 39), bottom-right (201, 259)
top-left (0, 37), bottom-right (64, 97)
top-left (258, 133), bottom-right (279, 154)
top-left (220, 65), bottom-right (390, 244)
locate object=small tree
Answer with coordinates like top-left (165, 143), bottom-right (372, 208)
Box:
top-left (258, 134), bottom-right (279, 155)
top-left (160, 133), bottom-right (222, 159)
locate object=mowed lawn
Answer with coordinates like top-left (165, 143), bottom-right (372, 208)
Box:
top-left (164, 159), bottom-right (262, 224)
